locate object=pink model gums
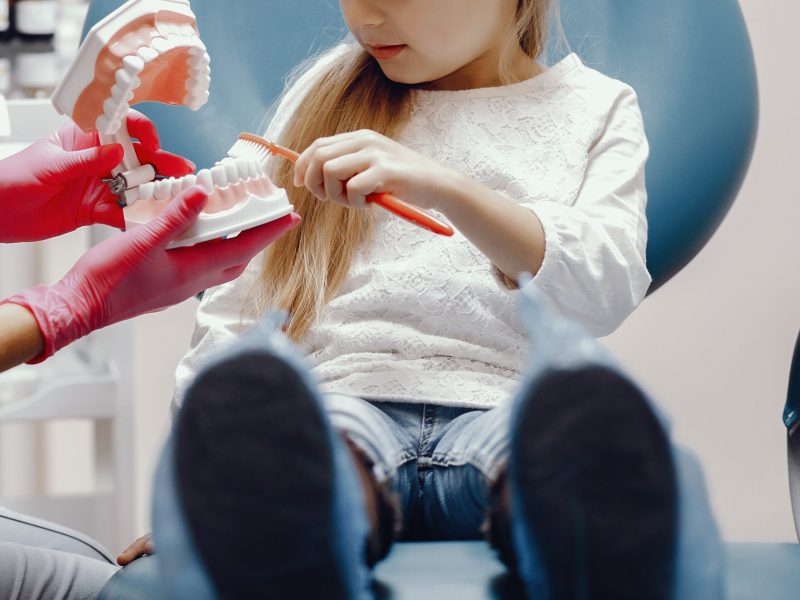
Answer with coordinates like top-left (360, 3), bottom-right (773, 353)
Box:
top-left (50, 0), bottom-right (294, 249)
top-left (52, 0), bottom-right (209, 137)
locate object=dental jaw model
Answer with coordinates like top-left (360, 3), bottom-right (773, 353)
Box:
top-left (51, 0), bottom-right (293, 248)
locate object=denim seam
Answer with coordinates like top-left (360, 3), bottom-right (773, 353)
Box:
top-left (430, 450), bottom-right (505, 481)
top-left (419, 403), bottom-right (438, 457)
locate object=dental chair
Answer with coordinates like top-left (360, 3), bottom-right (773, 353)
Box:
top-left (88, 0), bottom-right (800, 598)
top-left (786, 333), bottom-right (800, 542)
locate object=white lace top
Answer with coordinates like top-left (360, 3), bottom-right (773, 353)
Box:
top-left (171, 47), bottom-right (651, 412)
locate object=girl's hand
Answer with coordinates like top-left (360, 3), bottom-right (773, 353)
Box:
top-left (117, 532), bottom-right (154, 566)
top-left (293, 130), bottom-right (462, 213)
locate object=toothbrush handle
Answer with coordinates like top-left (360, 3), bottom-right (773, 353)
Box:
top-left (368, 193), bottom-right (454, 237)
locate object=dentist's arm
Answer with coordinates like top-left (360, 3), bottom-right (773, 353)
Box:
top-left (0, 187), bottom-right (300, 372)
top-left (0, 109), bottom-right (195, 242)
top-left (0, 304), bottom-right (44, 371)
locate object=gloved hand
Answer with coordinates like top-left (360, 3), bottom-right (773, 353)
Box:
top-left (0, 109), bottom-right (195, 242)
top-left (2, 186), bottom-right (300, 363)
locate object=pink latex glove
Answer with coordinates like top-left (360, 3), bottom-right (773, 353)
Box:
top-left (0, 109), bottom-right (195, 243)
top-left (2, 186), bottom-right (300, 363)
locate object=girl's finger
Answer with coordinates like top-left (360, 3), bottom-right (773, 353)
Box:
top-left (345, 168), bottom-right (386, 209)
top-left (322, 151), bottom-right (373, 206)
top-left (301, 138), bottom-right (376, 197)
top-left (294, 132), bottom-right (381, 187)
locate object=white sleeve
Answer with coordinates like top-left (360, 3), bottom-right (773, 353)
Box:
top-left (170, 260), bottom-right (260, 415)
top-left (525, 84), bottom-right (651, 337)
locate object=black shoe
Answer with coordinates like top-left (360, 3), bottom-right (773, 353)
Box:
top-left (509, 284), bottom-right (677, 600)
top-left (172, 316), bottom-right (371, 599)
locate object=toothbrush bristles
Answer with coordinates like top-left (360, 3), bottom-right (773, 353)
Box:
top-left (235, 132), bottom-right (300, 162)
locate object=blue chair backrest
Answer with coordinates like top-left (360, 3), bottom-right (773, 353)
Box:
top-left (552, 0), bottom-right (758, 289)
top-left (83, 0), bottom-right (757, 290)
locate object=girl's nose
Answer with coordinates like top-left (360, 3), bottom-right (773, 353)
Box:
top-left (342, 0), bottom-right (385, 29)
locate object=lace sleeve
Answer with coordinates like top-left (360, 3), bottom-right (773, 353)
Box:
top-left (525, 84), bottom-right (651, 336)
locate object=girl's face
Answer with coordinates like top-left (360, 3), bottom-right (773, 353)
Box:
top-left (340, 0), bottom-right (530, 90)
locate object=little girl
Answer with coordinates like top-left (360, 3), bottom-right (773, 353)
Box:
top-left (159, 0), bottom-right (723, 598)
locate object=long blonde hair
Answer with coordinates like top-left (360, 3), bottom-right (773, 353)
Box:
top-left (256, 0), bottom-right (555, 341)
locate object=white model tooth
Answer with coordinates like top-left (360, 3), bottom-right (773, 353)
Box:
top-left (187, 74), bottom-right (210, 94)
top-left (188, 36), bottom-right (206, 53)
top-left (195, 87), bottom-right (211, 102)
top-left (188, 53), bottom-right (208, 70)
top-left (138, 182), bottom-right (155, 201)
top-left (196, 169), bottom-right (214, 193)
top-left (157, 21), bottom-right (175, 36)
top-left (154, 179), bottom-right (172, 201)
top-left (211, 165), bottom-right (228, 188)
top-left (103, 97), bottom-right (120, 118)
top-left (112, 100), bottom-right (128, 117)
top-left (167, 177), bottom-right (183, 197)
top-left (110, 84), bottom-right (134, 103)
top-left (234, 158), bottom-right (250, 178)
top-left (182, 174), bottom-right (197, 190)
top-left (224, 161), bottom-right (239, 183)
top-left (115, 69), bottom-right (140, 90)
top-left (188, 90), bottom-right (210, 111)
top-left (123, 55), bottom-right (145, 75)
top-left (188, 44), bottom-right (204, 58)
top-left (151, 36), bottom-right (169, 54)
top-left (168, 37), bottom-right (184, 52)
top-left (167, 34), bottom-right (185, 49)
top-left (191, 82), bottom-right (210, 100)
top-left (96, 115), bottom-right (112, 134)
top-left (194, 65), bottom-right (212, 81)
top-left (137, 46), bottom-right (158, 63)
top-left (186, 83), bottom-right (209, 104)
top-left (244, 160), bottom-right (258, 179)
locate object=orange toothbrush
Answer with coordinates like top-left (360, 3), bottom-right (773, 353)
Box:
top-left (231, 133), bottom-right (455, 237)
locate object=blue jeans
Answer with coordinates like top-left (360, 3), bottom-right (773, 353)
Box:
top-left (106, 298), bottom-right (726, 598)
top-left (324, 394), bottom-right (513, 541)
top-left (324, 390), bottom-right (724, 598)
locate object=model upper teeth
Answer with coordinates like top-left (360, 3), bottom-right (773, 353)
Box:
top-left (94, 29), bottom-right (211, 136)
top-left (123, 55), bottom-right (145, 75)
top-left (137, 47), bottom-right (158, 63)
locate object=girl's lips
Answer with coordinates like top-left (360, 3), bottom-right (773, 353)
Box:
top-left (366, 44), bottom-right (406, 60)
